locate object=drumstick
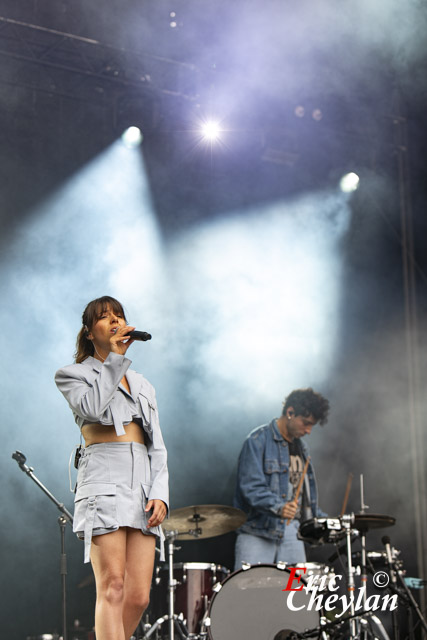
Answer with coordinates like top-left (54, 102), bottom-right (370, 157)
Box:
top-left (340, 472), bottom-right (354, 517)
top-left (286, 456), bottom-right (310, 525)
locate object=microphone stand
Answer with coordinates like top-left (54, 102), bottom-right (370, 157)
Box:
top-left (12, 451), bottom-right (73, 640)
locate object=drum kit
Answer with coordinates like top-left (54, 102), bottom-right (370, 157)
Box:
top-left (136, 501), bottom-right (422, 640)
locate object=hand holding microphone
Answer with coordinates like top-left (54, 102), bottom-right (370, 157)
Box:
top-left (111, 327), bottom-right (152, 352)
top-left (110, 325), bottom-right (136, 355)
top-left (113, 328), bottom-right (152, 341)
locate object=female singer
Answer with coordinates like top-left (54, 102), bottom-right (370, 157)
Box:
top-left (55, 295), bottom-right (168, 640)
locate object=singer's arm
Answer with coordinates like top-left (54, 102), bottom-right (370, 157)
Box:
top-left (145, 386), bottom-right (169, 516)
top-left (55, 352), bottom-right (131, 423)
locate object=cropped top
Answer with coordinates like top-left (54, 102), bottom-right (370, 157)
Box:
top-left (55, 352), bottom-right (169, 511)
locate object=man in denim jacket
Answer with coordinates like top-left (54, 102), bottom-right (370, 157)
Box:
top-left (234, 388), bottom-right (329, 570)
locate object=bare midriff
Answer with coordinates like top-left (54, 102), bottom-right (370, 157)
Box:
top-left (82, 420), bottom-right (145, 447)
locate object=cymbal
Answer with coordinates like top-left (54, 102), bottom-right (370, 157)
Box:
top-left (353, 514), bottom-right (396, 531)
top-left (162, 504), bottom-right (247, 540)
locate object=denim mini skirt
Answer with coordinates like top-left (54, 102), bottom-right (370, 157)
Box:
top-left (73, 441), bottom-right (164, 563)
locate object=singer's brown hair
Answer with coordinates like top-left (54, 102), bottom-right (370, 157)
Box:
top-left (74, 296), bottom-right (127, 363)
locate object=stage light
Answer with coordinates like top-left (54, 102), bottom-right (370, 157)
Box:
top-left (340, 172), bottom-right (360, 193)
top-left (121, 126), bottom-right (143, 148)
top-left (201, 121), bottom-right (222, 142)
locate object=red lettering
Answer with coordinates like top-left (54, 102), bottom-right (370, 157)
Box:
top-left (282, 567), bottom-right (306, 591)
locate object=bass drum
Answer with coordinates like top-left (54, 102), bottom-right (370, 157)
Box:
top-left (205, 564), bottom-right (320, 640)
top-left (152, 562), bottom-right (229, 634)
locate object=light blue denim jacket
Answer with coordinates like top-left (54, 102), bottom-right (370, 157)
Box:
top-left (55, 352), bottom-right (169, 511)
top-left (234, 419), bottom-right (324, 541)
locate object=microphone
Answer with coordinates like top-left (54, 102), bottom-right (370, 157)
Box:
top-left (382, 535), bottom-right (397, 584)
top-left (12, 450), bottom-right (26, 465)
top-left (127, 330), bottom-right (152, 341)
top-left (12, 450), bottom-right (30, 473)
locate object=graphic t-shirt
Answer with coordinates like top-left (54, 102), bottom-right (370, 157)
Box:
top-left (287, 439), bottom-right (305, 520)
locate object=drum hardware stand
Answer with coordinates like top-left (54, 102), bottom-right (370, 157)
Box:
top-left (341, 512), bottom-right (359, 639)
top-left (341, 476), bottom-right (390, 640)
top-left (142, 613), bottom-right (188, 640)
top-left (358, 474), bottom-right (369, 640)
top-left (341, 476), bottom-right (402, 640)
top-left (334, 513), bottom-right (388, 640)
top-left (186, 512), bottom-right (203, 538)
top-left (134, 613), bottom-right (152, 640)
top-left (386, 550), bottom-right (427, 638)
top-left (293, 609), bottom-right (390, 640)
top-left (379, 537), bottom-right (400, 640)
top-left (12, 450), bottom-right (73, 640)
top-left (359, 614), bottom-right (391, 640)
top-left (163, 521), bottom-right (210, 640)
top-left (144, 529), bottom-right (197, 640)
top-left (354, 478), bottom-right (397, 640)
top-left (167, 530), bottom-right (180, 640)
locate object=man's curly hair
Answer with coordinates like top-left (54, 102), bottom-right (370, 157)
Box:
top-left (282, 388), bottom-right (330, 426)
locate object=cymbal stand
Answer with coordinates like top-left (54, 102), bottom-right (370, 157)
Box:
top-left (12, 450), bottom-right (73, 640)
top-left (359, 474), bottom-right (369, 638)
top-left (342, 513), bottom-right (358, 639)
top-left (143, 530), bottom-right (190, 640)
top-left (165, 523), bottom-right (204, 640)
top-left (167, 531), bottom-right (179, 640)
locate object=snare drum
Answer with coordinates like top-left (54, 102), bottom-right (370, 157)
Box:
top-left (205, 564), bottom-right (321, 640)
top-left (152, 562), bottom-right (229, 634)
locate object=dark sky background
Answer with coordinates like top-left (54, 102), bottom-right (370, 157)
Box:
top-left (0, 1), bottom-right (426, 639)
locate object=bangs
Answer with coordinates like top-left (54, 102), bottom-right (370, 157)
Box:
top-left (83, 296), bottom-right (127, 329)
top-left (94, 298), bottom-right (125, 321)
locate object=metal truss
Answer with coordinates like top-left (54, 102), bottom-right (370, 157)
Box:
top-left (0, 15), bottom-right (199, 103)
top-left (0, 14), bottom-right (398, 189)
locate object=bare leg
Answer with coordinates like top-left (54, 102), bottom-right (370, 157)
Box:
top-left (91, 528), bottom-right (128, 640)
top-left (122, 530), bottom-right (156, 639)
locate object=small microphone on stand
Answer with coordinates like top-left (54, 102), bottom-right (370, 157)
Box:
top-left (382, 535), bottom-right (397, 584)
top-left (12, 450), bottom-right (29, 471)
top-left (12, 450), bottom-right (26, 465)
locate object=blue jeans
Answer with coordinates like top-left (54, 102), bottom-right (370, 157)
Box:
top-left (234, 521), bottom-right (306, 571)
